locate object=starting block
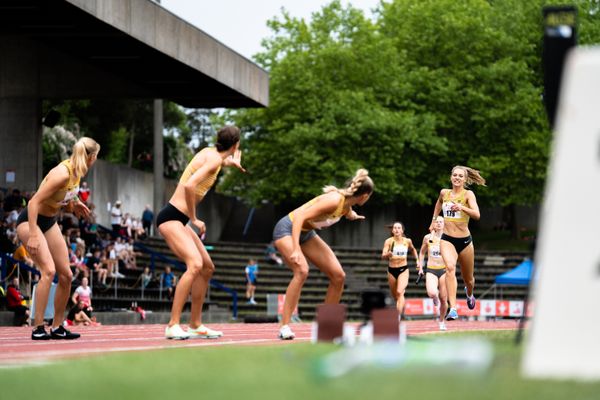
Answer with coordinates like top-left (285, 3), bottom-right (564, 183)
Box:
top-left (312, 303), bottom-right (347, 343)
top-left (371, 308), bottom-right (400, 339)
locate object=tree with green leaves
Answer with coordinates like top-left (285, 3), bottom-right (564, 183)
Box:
top-left (219, 0), bottom-right (599, 237)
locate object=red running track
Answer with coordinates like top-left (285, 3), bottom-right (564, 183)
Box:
top-left (0, 319), bottom-right (521, 366)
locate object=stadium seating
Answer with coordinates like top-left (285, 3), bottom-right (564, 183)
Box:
top-left (89, 238), bottom-right (531, 321)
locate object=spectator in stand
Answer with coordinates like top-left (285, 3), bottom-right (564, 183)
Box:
top-left (87, 202), bottom-right (98, 224)
top-left (104, 242), bottom-right (119, 278)
top-left (71, 277), bottom-right (93, 318)
top-left (69, 247), bottom-right (89, 283)
top-left (161, 266), bottom-right (176, 300)
top-left (265, 241), bottom-right (283, 265)
top-left (141, 266), bottom-right (154, 289)
top-left (7, 277), bottom-right (30, 326)
top-left (78, 181), bottom-right (91, 204)
top-left (3, 189), bottom-right (24, 212)
top-left (124, 237), bottom-right (138, 269)
top-left (66, 300), bottom-right (93, 326)
top-left (245, 258), bottom-right (259, 305)
top-left (13, 241), bottom-right (35, 268)
top-left (5, 203), bottom-right (21, 226)
top-left (110, 200), bottom-right (123, 235)
top-left (141, 204), bottom-right (154, 238)
top-left (86, 249), bottom-right (107, 287)
top-left (131, 217), bottom-right (146, 240)
top-left (122, 212), bottom-right (133, 238)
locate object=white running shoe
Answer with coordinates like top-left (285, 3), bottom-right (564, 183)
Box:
top-left (165, 324), bottom-right (190, 340)
top-left (439, 322), bottom-right (447, 331)
top-left (278, 324), bottom-right (295, 340)
top-left (188, 324), bottom-right (223, 339)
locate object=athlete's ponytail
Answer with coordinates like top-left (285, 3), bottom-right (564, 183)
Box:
top-left (323, 168), bottom-right (374, 197)
top-left (71, 137), bottom-right (100, 178)
top-left (452, 165), bottom-right (486, 187)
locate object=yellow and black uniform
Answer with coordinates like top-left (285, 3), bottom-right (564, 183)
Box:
top-left (425, 233), bottom-right (446, 278)
top-left (272, 195), bottom-right (347, 245)
top-left (385, 236), bottom-right (410, 279)
top-left (16, 159), bottom-right (79, 233)
top-left (178, 163), bottom-right (221, 201)
top-left (441, 189), bottom-right (469, 223)
top-left (156, 162), bottom-right (221, 228)
top-left (440, 189), bottom-right (473, 253)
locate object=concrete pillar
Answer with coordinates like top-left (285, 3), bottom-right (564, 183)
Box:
top-left (153, 99), bottom-right (164, 213)
top-left (0, 36), bottom-right (42, 191)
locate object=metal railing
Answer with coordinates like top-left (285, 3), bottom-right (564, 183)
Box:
top-left (133, 241), bottom-right (238, 319)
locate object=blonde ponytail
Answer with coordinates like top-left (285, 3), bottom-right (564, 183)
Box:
top-left (323, 168), bottom-right (374, 197)
top-left (70, 137), bottom-right (100, 178)
top-left (452, 165), bottom-right (486, 187)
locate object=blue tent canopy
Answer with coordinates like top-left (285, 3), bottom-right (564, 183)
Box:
top-left (495, 259), bottom-right (533, 285)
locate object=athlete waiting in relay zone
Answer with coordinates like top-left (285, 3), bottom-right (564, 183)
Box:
top-left (17, 137), bottom-right (100, 340)
top-left (273, 169), bottom-right (374, 340)
top-left (245, 258), bottom-right (259, 305)
top-left (157, 126), bottom-right (245, 340)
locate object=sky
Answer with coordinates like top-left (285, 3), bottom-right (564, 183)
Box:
top-left (160, 0), bottom-right (383, 60)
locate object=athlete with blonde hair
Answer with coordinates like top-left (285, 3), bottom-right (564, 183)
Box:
top-left (381, 221), bottom-right (419, 317)
top-left (430, 165), bottom-right (486, 320)
top-left (158, 126), bottom-right (245, 340)
top-left (17, 137), bottom-right (100, 340)
top-left (273, 169), bottom-right (374, 339)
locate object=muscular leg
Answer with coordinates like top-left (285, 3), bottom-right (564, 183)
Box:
top-left (395, 269), bottom-right (410, 315)
top-left (438, 273), bottom-right (449, 322)
top-left (275, 236), bottom-right (310, 326)
top-left (45, 224), bottom-right (72, 329)
top-left (187, 225), bottom-right (214, 329)
top-left (440, 240), bottom-right (458, 309)
top-left (158, 221), bottom-right (204, 327)
top-left (302, 235), bottom-right (345, 304)
top-left (458, 243), bottom-right (475, 296)
top-left (17, 223), bottom-right (55, 327)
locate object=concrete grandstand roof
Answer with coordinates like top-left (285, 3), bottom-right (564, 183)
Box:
top-left (0, 0), bottom-right (269, 108)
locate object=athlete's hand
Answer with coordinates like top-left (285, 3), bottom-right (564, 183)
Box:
top-left (290, 248), bottom-right (302, 266)
top-left (192, 219), bottom-right (206, 236)
top-left (26, 234), bottom-right (41, 257)
top-left (346, 210), bottom-right (365, 221)
top-left (450, 203), bottom-right (462, 212)
top-left (228, 149), bottom-right (246, 173)
top-left (73, 201), bottom-right (90, 219)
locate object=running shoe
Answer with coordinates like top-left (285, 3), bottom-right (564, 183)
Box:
top-left (165, 324), bottom-right (190, 340)
top-left (187, 324), bottom-right (223, 339)
top-left (31, 325), bottom-right (51, 340)
top-left (439, 322), bottom-right (447, 331)
top-left (50, 325), bottom-right (81, 340)
top-left (278, 324), bottom-right (295, 340)
top-left (465, 287), bottom-right (476, 310)
top-left (446, 308), bottom-right (458, 320)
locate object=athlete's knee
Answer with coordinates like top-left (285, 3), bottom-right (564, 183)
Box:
top-left (57, 269), bottom-right (73, 285)
top-left (445, 264), bottom-right (457, 275)
top-left (329, 269), bottom-right (346, 287)
top-left (294, 267), bottom-right (309, 282)
top-left (202, 260), bottom-right (215, 275)
top-left (40, 267), bottom-right (56, 281)
top-left (186, 260), bottom-right (204, 276)
top-left (428, 289), bottom-right (439, 298)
